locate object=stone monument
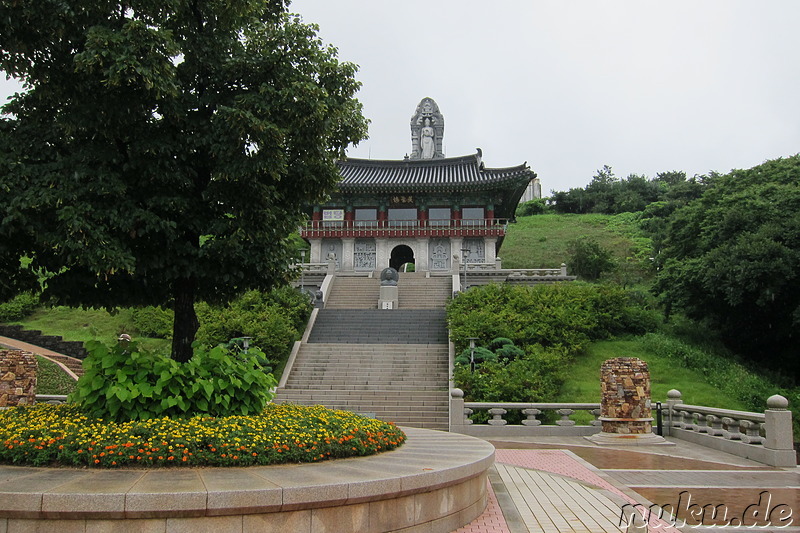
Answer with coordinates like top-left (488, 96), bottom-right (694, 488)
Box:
top-left (0, 349), bottom-right (37, 408)
top-left (378, 267), bottom-right (399, 309)
top-left (586, 357), bottom-right (670, 445)
top-left (409, 97), bottom-right (444, 160)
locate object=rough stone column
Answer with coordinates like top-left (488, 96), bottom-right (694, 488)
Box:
top-left (0, 350), bottom-right (38, 408)
top-left (586, 357), bottom-right (670, 445)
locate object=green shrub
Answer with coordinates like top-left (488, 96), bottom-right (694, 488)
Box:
top-left (515, 198), bottom-right (549, 217)
top-left (0, 292), bottom-right (41, 322)
top-left (131, 306), bottom-right (173, 338)
top-left (454, 346), bottom-right (496, 366)
top-left (447, 283), bottom-right (653, 355)
top-left (566, 236), bottom-right (616, 281)
top-left (71, 340), bottom-right (277, 421)
top-left (195, 288), bottom-right (311, 367)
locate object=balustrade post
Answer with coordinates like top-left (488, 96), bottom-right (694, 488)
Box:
top-left (679, 411), bottom-right (692, 431)
top-left (487, 408), bottom-right (508, 426)
top-left (739, 420), bottom-right (764, 445)
top-left (705, 414), bottom-right (725, 437)
top-left (521, 408), bottom-right (541, 426)
top-left (590, 408), bottom-right (602, 427)
top-left (666, 389), bottom-right (683, 436)
top-left (722, 417), bottom-right (742, 440)
top-left (555, 409), bottom-right (575, 426)
top-left (695, 413), bottom-right (708, 433)
top-left (450, 389), bottom-right (466, 430)
top-left (464, 408), bottom-right (473, 425)
top-left (764, 394), bottom-right (793, 452)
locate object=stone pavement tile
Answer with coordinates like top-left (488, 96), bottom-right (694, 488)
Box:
top-left (495, 449), bottom-right (681, 532)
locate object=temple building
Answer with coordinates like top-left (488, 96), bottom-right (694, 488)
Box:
top-left (301, 98), bottom-right (537, 272)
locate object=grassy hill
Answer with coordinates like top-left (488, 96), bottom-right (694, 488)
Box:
top-left (501, 213), bottom-right (650, 272)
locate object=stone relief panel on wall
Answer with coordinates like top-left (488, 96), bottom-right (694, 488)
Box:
top-left (321, 238), bottom-right (342, 270)
top-left (463, 238), bottom-right (485, 264)
top-left (428, 238), bottom-right (451, 271)
top-left (354, 239), bottom-right (377, 271)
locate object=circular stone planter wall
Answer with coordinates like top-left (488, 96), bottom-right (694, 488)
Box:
top-left (0, 427), bottom-right (494, 533)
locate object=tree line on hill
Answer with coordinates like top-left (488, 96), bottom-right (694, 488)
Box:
top-left (523, 156), bottom-right (800, 382)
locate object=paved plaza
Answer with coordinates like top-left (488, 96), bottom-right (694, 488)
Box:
top-left (458, 437), bottom-right (799, 533)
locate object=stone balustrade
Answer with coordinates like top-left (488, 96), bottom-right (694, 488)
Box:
top-left (664, 389), bottom-right (795, 467)
top-left (449, 388), bottom-right (795, 466)
top-left (450, 389), bottom-right (601, 437)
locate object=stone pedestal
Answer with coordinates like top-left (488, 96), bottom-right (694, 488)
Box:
top-left (379, 285), bottom-right (398, 309)
top-left (586, 357), bottom-right (671, 446)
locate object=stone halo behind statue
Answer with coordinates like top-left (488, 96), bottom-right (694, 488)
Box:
top-left (380, 267), bottom-right (399, 286)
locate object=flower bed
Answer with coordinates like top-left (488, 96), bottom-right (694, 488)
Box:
top-left (0, 403), bottom-right (405, 468)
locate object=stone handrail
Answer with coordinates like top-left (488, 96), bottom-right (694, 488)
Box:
top-left (451, 390), bottom-right (601, 436)
top-left (466, 264), bottom-right (568, 277)
top-left (35, 394), bottom-right (68, 404)
top-left (664, 389), bottom-right (794, 467)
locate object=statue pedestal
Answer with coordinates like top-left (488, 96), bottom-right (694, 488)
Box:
top-left (379, 286), bottom-right (398, 309)
top-left (586, 430), bottom-right (671, 446)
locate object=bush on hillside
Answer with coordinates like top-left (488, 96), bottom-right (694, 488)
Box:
top-left (515, 198), bottom-right (549, 217)
top-left (195, 288), bottom-right (311, 367)
top-left (0, 292), bottom-right (41, 322)
top-left (566, 237), bottom-right (617, 281)
top-left (447, 283), bottom-right (651, 354)
top-left (448, 283), bottom-right (658, 413)
top-left (131, 305), bottom-right (173, 338)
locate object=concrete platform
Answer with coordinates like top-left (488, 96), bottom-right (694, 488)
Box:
top-left (0, 427), bottom-right (494, 533)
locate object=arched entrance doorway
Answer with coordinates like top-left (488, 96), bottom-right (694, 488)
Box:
top-left (390, 245), bottom-right (415, 271)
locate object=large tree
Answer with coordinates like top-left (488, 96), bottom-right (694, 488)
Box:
top-left (654, 155), bottom-right (800, 379)
top-left (0, 0), bottom-right (368, 361)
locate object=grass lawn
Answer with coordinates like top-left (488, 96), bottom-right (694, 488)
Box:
top-left (501, 214), bottom-right (641, 269)
top-left (13, 306), bottom-right (171, 353)
top-left (557, 338), bottom-right (749, 424)
top-left (36, 355), bottom-right (78, 396)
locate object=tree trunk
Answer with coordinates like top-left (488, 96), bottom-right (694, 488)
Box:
top-left (172, 277), bottom-right (199, 363)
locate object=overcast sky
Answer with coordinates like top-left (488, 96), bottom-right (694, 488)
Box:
top-left (290, 0), bottom-right (800, 192)
top-left (2, 1), bottom-right (798, 193)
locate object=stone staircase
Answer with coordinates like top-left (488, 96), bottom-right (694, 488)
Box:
top-left (308, 309), bottom-right (448, 344)
top-left (325, 276), bottom-right (380, 309)
top-left (274, 273), bottom-right (452, 430)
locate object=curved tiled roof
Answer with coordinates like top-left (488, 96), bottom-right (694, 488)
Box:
top-left (336, 152), bottom-right (534, 194)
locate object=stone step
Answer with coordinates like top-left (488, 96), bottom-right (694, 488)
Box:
top-left (308, 309), bottom-right (447, 344)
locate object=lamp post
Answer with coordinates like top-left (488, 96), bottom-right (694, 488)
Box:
top-left (467, 337), bottom-right (478, 373)
top-left (461, 248), bottom-right (470, 292)
top-left (300, 249), bottom-right (306, 295)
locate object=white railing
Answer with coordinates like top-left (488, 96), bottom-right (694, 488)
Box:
top-left (450, 389), bottom-right (601, 437)
top-left (664, 389), bottom-right (795, 467)
top-left (301, 218), bottom-right (511, 237)
top-left (449, 388), bottom-right (796, 466)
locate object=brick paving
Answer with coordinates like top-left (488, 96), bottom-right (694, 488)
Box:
top-left (459, 441), bottom-right (799, 533)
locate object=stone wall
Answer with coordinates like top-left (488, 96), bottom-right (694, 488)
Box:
top-left (0, 324), bottom-right (87, 359)
top-left (599, 357), bottom-right (652, 434)
top-left (0, 349), bottom-right (37, 407)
